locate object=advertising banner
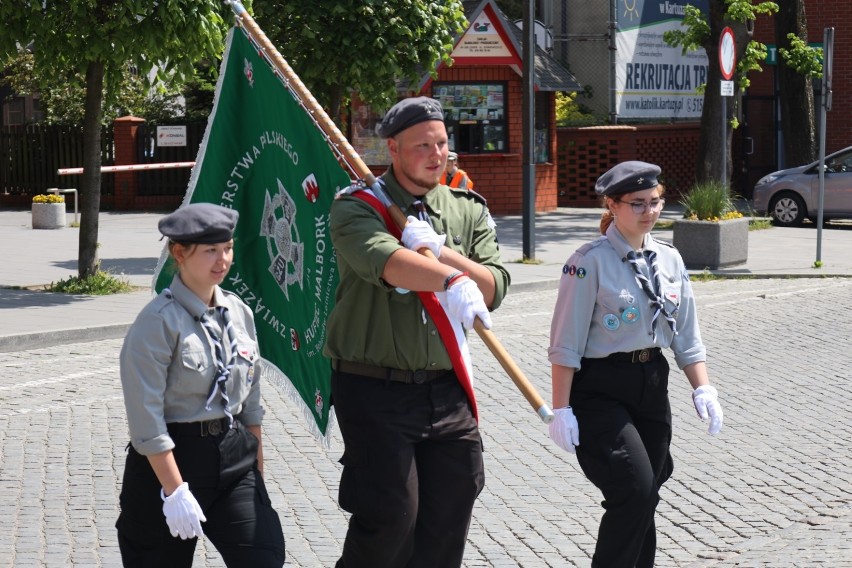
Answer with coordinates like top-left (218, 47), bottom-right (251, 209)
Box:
top-left (615, 0), bottom-right (709, 119)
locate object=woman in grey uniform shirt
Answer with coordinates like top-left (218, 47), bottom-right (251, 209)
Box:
top-left (548, 161), bottom-right (723, 568)
top-left (116, 203), bottom-right (285, 567)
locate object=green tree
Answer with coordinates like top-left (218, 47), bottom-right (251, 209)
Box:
top-left (181, 61), bottom-right (220, 121)
top-left (252, 0), bottom-right (467, 121)
top-left (555, 91), bottom-right (597, 126)
top-left (0, 1), bottom-right (232, 278)
top-left (664, 0), bottom-right (778, 186)
top-left (1, 51), bottom-right (185, 125)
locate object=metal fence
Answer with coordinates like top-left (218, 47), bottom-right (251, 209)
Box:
top-left (0, 124), bottom-right (114, 196)
top-left (134, 121), bottom-right (206, 196)
top-left (551, 1), bottom-right (612, 119)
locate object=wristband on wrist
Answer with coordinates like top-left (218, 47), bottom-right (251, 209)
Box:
top-left (443, 271), bottom-right (469, 290)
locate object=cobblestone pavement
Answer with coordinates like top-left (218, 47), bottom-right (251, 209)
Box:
top-left (1, 278), bottom-right (851, 567)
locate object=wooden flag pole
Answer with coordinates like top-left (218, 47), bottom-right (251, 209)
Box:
top-left (226, 1), bottom-right (553, 424)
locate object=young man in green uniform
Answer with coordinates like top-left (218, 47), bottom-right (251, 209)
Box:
top-left (324, 96), bottom-right (509, 567)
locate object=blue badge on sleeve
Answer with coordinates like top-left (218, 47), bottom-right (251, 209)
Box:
top-left (577, 267), bottom-right (587, 278)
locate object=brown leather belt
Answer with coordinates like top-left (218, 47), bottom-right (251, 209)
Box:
top-left (607, 348), bottom-right (662, 364)
top-left (168, 417), bottom-right (231, 437)
top-left (334, 359), bottom-right (451, 384)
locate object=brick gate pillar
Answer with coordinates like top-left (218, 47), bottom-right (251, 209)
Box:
top-left (113, 116), bottom-right (145, 210)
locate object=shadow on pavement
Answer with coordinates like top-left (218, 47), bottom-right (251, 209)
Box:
top-left (51, 257), bottom-right (159, 277)
top-left (0, 288), bottom-right (86, 308)
top-left (496, 210), bottom-right (604, 250)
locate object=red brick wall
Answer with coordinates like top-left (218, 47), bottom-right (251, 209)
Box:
top-left (556, 124), bottom-right (701, 206)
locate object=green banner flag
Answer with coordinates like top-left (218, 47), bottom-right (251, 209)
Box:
top-left (154, 28), bottom-right (351, 442)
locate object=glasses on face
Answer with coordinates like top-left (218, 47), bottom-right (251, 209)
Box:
top-left (617, 198), bottom-right (665, 214)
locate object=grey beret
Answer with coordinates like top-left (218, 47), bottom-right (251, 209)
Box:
top-left (595, 161), bottom-right (661, 196)
top-left (376, 96), bottom-right (444, 139)
top-left (158, 202), bottom-right (238, 243)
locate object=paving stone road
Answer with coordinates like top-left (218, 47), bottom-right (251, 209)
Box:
top-left (1, 278), bottom-right (851, 567)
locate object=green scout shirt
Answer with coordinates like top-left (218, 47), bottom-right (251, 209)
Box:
top-left (323, 166), bottom-right (510, 371)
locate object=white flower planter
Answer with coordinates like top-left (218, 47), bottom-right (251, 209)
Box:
top-left (32, 202), bottom-right (67, 229)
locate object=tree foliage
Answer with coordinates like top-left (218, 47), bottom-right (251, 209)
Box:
top-left (0, 2), bottom-right (231, 108)
top-left (1, 51), bottom-right (185, 125)
top-left (663, 0), bottom-right (779, 186)
top-left (777, 33), bottom-right (822, 78)
top-left (252, 0), bottom-right (467, 121)
top-left (0, 1), bottom-right (233, 277)
top-left (664, 2), bottom-right (777, 95)
top-left (555, 92), bottom-right (597, 126)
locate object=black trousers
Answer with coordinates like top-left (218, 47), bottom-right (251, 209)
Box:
top-left (571, 355), bottom-right (674, 568)
top-left (115, 420), bottom-right (286, 568)
top-left (332, 370), bottom-right (484, 568)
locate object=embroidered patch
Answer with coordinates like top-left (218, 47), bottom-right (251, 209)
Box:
top-left (577, 267), bottom-right (587, 278)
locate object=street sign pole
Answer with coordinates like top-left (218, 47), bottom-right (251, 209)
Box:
top-left (816, 27), bottom-right (834, 263)
top-left (719, 27), bottom-right (736, 189)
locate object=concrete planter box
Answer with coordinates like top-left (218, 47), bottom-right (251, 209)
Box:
top-left (32, 202), bottom-right (66, 229)
top-left (672, 217), bottom-right (748, 269)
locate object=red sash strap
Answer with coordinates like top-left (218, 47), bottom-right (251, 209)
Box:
top-left (350, 190), bottom-right (478, 420)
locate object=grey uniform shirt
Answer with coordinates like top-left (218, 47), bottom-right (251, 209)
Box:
top-left (549, 224), bottom-right (706, 371)
top-left (120, 274), bottom-right (263, 456)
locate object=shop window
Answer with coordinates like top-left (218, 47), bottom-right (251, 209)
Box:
top-left (31, 97), bottom-right (44, 123)
top-left (534, 91), bottom-right (550, 163)
top-left (432, 82), bottom-right (507, 154)
top-left (6, 97), bottom-right (24, 126)
top-left (349, 98), bottom-right (390, 166)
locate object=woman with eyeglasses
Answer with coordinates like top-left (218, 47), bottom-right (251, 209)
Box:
top-left (547, 161), bottom-right (724, 568)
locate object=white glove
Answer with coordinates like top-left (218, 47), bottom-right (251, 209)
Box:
top-left (549, 407), bottom-right (580, 453)
top-left (445, 277), bottom-right (491, 330)
top-left (401, 216), bottom-right (445, 257)
top-left (161, 482), bottom-right (206, 539)
top-left (692, 384), bottom-right (724, 435)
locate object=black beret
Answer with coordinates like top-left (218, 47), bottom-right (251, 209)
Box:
top-left (158, 202), bottom-right (238, 244)
top-left (376, 96), bottom-right (444, 139)
top-left (595, 161), bottom-right (662, 196)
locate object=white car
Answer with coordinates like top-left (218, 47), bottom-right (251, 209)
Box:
top-left (753, 145), bottom-right (852, 227)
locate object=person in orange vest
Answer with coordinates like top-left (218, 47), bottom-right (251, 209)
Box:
top-left (440, 151), bottom-right (474, 190)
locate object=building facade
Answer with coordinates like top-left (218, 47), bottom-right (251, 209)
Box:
top-left (350, 0), bottom-right (581, 214)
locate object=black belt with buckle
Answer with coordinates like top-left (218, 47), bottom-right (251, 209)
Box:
top-left (334, 360), bottom-right (451, 384)
top-left (168, 417), bottom-right (231, 437)
top-left (608, 348), bottom-right (662, 364)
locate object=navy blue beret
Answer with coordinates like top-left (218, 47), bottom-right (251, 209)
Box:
top-left (376, 96), bottom-right (444, 139)
top-left (595, 161), bottom-right (662, 196)
top-left (158, 203), bottom-right (238, 244)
